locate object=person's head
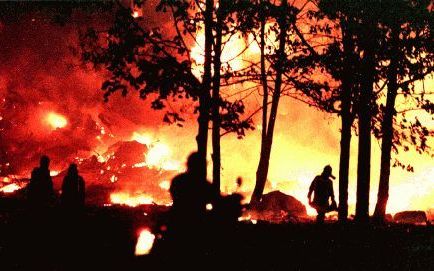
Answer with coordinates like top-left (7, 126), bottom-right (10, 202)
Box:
top-left (322, 165), bottom-right (335, 179)
top-left (40, 155), bottom-right (50, 169)
top-left (68, 163), bottom-right (78, 176)
top-left (186, 152), bottom-right (204, 174)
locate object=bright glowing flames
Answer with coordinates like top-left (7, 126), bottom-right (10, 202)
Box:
top-left (50, 170), bottom-right (60, 177)
top-left (132, 132), bottom-right (153, 145)
top-left (0, 183), bottom-right (22, 193)
top-left (190, 29), bottom-right (248, 78)
top-left (159, 180), bottom-right (170, 191)
top-left (45, 112), bottom-right (67, 129)
top-left (110, 192), bottom-right (154, 207)
top-left (131, 132), bottom-right (182, 171)
top-left (135, 228), bottom-right (155, 256)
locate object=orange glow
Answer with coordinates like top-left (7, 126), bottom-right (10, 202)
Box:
top-left (110, 192), bottom-right (154, 207)
top-left (190, 29), bottom-right (248, 78)
top-left (2, 177), bottom-right (11, 183)
top-left (135, 228), bottom-right (155, 256)
top-left (132, 11), bottom-right (140, 18)
top-left (132, 132), bottom-right (152, 145)
top-left (45, 112), bottom-right (67, 129)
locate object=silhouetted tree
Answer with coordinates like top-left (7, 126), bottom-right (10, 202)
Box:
top-left (236, 0), bottom-right (329, 205)
top-left (306, 0), bottom-right (362, 222)
top-left (276, 0), bottom-right (361, 221)
top-left (250, 0), bottom-right (290, 205)
top-left (315, 0), bottom-right (433, 222)
top-left (80, 0), bottom-right (253, 188)
top-left (372, 0), bottom-right (434, 221)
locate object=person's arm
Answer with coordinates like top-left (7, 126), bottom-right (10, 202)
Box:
top-left (308, 178), bottom-right (315, 203)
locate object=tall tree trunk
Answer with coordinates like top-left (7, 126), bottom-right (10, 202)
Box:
top-left (251, 2), bottom-right (287, 205)
top-left (251, 16), bottom-right (269, 206)
top-left (339, 109), bottom-right (352, 221)
top-left (338, 21), bottom-right (354, 222)
top-left (260, 16), bottom-right (268, 156)
top-left (197, 0), bottom-right (214, 179)
top-left (355, 30), bottom-right (375, 223)
top-left (374, 28), bottom-right (399, 221)
top-left (211, 3), bottom-right (223, 193)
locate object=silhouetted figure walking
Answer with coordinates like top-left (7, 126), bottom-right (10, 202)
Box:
top-left (61, 164), bottom-right (85, 211)
top-left (308, 165), bottom-right (337, 223)
top-left (27, 155), bottom-right (54, 208)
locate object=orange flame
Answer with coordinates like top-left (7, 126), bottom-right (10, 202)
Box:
top-left (131, 132), bottom-right (182, 171)
top-left (0, 183), bottom-right (22, 193)
top-left (110, 192), bottom-right (154, 207)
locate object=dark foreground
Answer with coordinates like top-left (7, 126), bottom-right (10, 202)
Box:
top-left (0, 204), bottom-right (433, 270)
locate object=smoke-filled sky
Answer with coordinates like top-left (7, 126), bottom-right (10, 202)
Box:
top-left (0, 3), bottom-right (432, 215)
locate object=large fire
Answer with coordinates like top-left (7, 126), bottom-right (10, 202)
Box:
top-left (0, 3), bottom-right (432, 221)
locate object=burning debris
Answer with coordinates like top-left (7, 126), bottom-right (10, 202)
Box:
top-left (0, 135), bottom-right (181, 207)
top-left (80, 139), bottom-right (181, 206)
top-left (0, 176), bottom-right (28, 195)
top-left (0, 183), bottom-right (22, 194)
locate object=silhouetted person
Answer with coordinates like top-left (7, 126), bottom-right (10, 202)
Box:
top-left (169, 152), bottom-right (215, 226)
top-left (60, 164), bottom-right (85, 211)
top-left (27, 155), bottom-right (54, 208)
top-left (308, 165), bottom-right (337, 223)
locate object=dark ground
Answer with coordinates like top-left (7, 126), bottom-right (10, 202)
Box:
top-left (0, 199), bottom-right (433, 271)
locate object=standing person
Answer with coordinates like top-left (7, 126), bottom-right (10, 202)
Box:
top-left (60, 164), bottom-right (85, 211)
top-left (169, 152), bottom-right (216, 226)
top-left (308, 165), bottom-right (337, 223)
top-left (27, 155), bottom-right (54, 208)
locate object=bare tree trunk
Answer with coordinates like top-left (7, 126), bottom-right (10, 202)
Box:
top-left (197, 0), bottom-right (214, 179)
top-left (374, 28), bottom-right (399, 222)
top-left (339, 111), bottom-right (352, 221)
top-left (260, 16), bottom-right (268, 156)
top-left (211, 2), bottom-right (223, 193)
top-left (251, 2), bottom-right (287, 205)
top-left (338, 21), bottom-right (354, 222)
top-left (355, 30), bottom-right (375, 223)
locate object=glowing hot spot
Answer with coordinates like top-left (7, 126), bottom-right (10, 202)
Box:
top-left (0, 183), bottom-right (21, 193)
top-left (50, 170), bottom-right (60, 177)
top-left (135, 229), bottom-right (155, 256)
top-left (45, 112), bottom-right (67, 129)
top-left (131, 132), bottom-right (182, 171)
top-left (110, 192), bottom-right (154, 207)
top-left (131, 132), bottom-right (153, 145)
top-left (159, 180), bottom-right (170, 191)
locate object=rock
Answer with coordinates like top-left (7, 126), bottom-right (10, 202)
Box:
top-left (250, 190), bottom-right (307, 223)
top-left (393, 211), bottom-right (428, 225)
